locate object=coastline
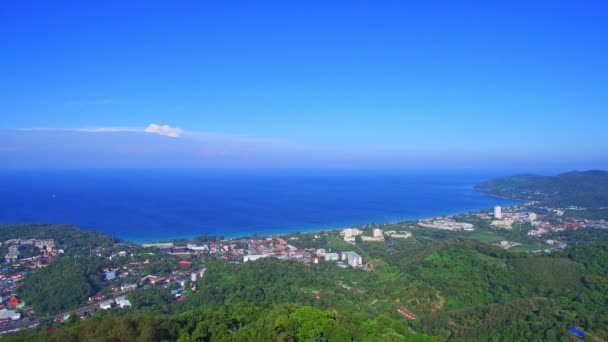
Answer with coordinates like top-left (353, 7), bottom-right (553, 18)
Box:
top-left (474, 191), bottom-right (524, 202)
top-left (0, 171), bottom-right (523, 244)
top-left (127, 197), bottom-right (522, 244)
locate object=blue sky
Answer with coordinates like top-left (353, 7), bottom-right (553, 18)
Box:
top-left (1, 1), bottom-right (607, 170)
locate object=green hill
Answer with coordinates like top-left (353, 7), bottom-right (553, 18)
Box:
top-left (5, 227), bottom-right (608, 341)
top-left (475, 170), bottom-right (608, 208)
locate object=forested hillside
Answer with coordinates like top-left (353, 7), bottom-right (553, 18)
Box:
top-left (8, 236), bottom-right (608, 341)
top-left (475, 170), bottom-right (608, 208)
top-left (0, 223), bottom-right (117, 253)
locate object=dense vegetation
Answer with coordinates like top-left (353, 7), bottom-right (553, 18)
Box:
top-left (0, 223), bottom-right (118, 254)
top-left (9, 237), bottom-right (608, 341)
top-left (4, 222), bottom-right (608, 340)
top-left (564, 208), bottom-right (608, 220)
top-left (18, 256), bottom-right (105, 315)
top-left (475, 170), bottom-right (608, 208)
top-left (8, 305), bottom-right (443, 342)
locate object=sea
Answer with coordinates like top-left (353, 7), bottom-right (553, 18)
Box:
top-left (0, 169), bottom-right (519, 242)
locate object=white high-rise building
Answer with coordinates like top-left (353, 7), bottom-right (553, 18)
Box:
top-left (343, 251), bottom-right (363, 268)
top-left (494, 206), bottom-right (502, 219)
top-left (342, 228), bottom-right (363, 243)
top-left (373, 229), bottom-right (383, 238)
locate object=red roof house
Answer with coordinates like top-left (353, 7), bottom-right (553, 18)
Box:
top-left (397, 307), bottom-right (416, 320)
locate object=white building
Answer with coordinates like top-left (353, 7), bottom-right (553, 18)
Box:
top-left (244, 254), bottom-right (271, 262)
top-left (342, 228), bottom-right (362, 238)
top-left (189, 269), bottom-right (206, 282)
top-left (418, 220), bottom-right (474, 231)
top-left (373, 229), bottom-right (383, 238)
top-left (33, 239), bottom-right (55, 249)
top-left (386, 231), bottom-right (412, 239)
top-left (141, 242), bottom-right (173, 248)
top-left (528, 213), bottom-right (537, 222)
top-left (104, 271), bottom-right (117, 281)
top-left (324, 252), bottom-right (339, 261)
top-left (100, 299), bottom-right (115, 310)
top-left (186, 244), bottom-right (208, 251)
top-left (342, 228), bottom-right (363, 243)
top-left (0, 309), bottom-right (21, 321)
top-left (494, 206), bottom-right (502, 219)
top-left (115, 296), bottom-right (132, 308)
top-left (120, 284), bottom-right (137, 292)
top-left (342, 251), bottom-right (363, 268)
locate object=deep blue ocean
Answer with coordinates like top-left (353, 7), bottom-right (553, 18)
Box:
top-left (0, 169), bottom-right (518, 242)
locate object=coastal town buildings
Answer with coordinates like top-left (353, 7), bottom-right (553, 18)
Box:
top-left (244, 254), bottom-right (270, 262)
top-left (99, 300), bottom-right (115, 310)
top-left (491, 220), bottom-right (514, 229)
top-left (386, 231), bottom-right (412, 239)
top-left (4, 239), bottom-right (56, 263)
top-left (342, 251), bottom-right (363, 268)
top-left (361, 229), bottom-right (385, 242)
top-left (190, 270), bottom-right (202, 282)
top-left (115, 296), bottom-right (132, 308)
top-left (494, 206), bottom-right (502, 219)
top-left (324, 252), bottom-right (339, 261)
top-left (0, 309), bottom-right (21, 322)
top-left (342, 228), bottom-right (363, 243)
top-left (120, 284), bottom-right (137, 292)
top-left (418, 220), bottom-right (474, 231)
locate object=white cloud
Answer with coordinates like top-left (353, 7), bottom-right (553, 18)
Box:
top-left (144, 123), bottom-right (183, 138)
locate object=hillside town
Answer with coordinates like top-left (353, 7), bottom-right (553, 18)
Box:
top-left (479, 204), bottom-right (608, 249)
top-left (149, 236), bottom-right (365, 269)
top-left (1, 200), bottom-right (607, 335)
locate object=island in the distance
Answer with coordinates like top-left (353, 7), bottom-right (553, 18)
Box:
top-left (1, 171), bottom-right (607, 341)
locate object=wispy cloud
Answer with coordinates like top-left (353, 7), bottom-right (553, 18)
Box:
top-left (74, 127), bottom-right (140, 133)
top-left (4, 124), bottom-right (304, 167)
top-left (20, 123), bottom-right (184, 138)
top-left (144, 123), bottom-right (182, 138)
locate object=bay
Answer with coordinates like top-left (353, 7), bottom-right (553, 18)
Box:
top-left (0, 169), bottom-right (518, 242)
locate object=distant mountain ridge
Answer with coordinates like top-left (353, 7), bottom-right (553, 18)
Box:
top-left (475, 170), bottom-right (608, 208)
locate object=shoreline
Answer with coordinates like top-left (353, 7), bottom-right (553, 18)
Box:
top-left (0, 186), bottom-right (523, 244)
top-left (474, 189), bottom-right (524, 202)
top-left (127, 198), bottom-right (522, 244)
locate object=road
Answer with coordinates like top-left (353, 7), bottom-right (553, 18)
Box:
top-left (0, 290), bottom-right (132, 335)
top-left (0, 317), bottom-right (43, 335)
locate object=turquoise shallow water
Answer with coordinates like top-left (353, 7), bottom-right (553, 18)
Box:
top-left (0, 169), bottom-right (518, 242)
